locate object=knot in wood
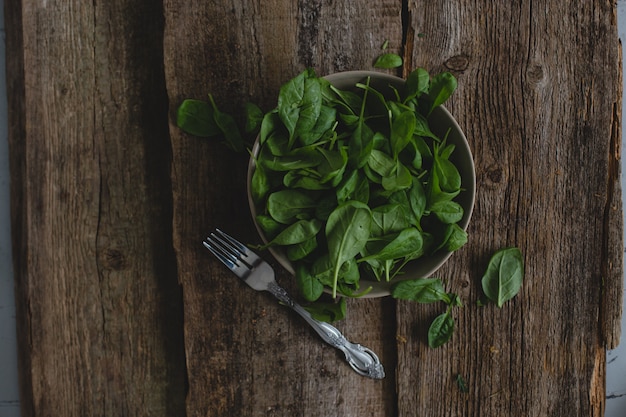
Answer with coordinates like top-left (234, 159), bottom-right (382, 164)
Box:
top-left (482, 164), bottom-right (506, 188)
top-left (100, 248), bottom-right (127, 271)
top-left (488, 167), bottom-right (503, 183)
top-left (526, 63), bottom-right (546, 88)
top-left (444, 54), bottom-right (470, 72)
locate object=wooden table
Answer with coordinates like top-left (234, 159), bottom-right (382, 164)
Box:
top-left (5, 1), bottom-right (624, 416)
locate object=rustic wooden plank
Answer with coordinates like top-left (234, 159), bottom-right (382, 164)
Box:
top-left (163, 1), bottom-right (402, 416)
top-left (5, 0), bottom-right (186, 415)
top-left (397, 1), bottom-right (622, 416)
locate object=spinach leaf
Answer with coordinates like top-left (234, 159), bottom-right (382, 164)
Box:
top-left (368, 149), bottom-right (396, 178)
top-left (250, 158), bottom-right (270, 204)
top-left (267, 190), bottom-right (317, 224)
top-left (283, 170), bottom-right (327, 190)
top-left (262, 147), bottom-right (322, 171)
top-left (325, 201), bottom-right (372, 297)
top-left (428, 310), bottom-right (455, 348)
top-left (260, 110), bottom-right (281, 145)
top-left (404, 68), bottom-right (430, 102)
top-left (440, 223), bottom-right (468, 252)
top-left (374, 53), bottom-right (403, 69)
top-left (390, 111), bottom-right (416, 158)
top-left (295, 264), bottom-right (324, 301)
top-left (391, 278), bottom-right (449, 303)
top-left (317, 147), bottom-right (348, 185)
top-left (299, 105), bottom-right (337, 146)
top-left (371, 204), bottom-right (410, 236)
top-left (303, 298), bottom-right (347, 322)
top-left (430, 200), bottom-right (464, 224)
top-left (208, 95), bottom-right (246, 152)
top-left (176, 99), bottom-right (220, 137)
top-left (413, 112), bottom-right (439, 140)
top-left (329, 85), bottom-right (363, 115)
top-left (381, 161), bottom-right (412, 192)
top-left (254, 215), bottom-right (282, 239)
top-left (481, 247), bottom-right (524, 307)
top-left (433, 150), bottom-right (461, 193)
top-left (426, 72), bottom-right (457, 115)
top-left (244, 102), bottom-right (264, 134)
top-left (407, 180), bottom-right (427, 223)
top-left (360, 227), bottom-right (423, 262)
top-left (266, 219), bottom-right (322, 246)
top-left (456, 374), bottom-right (469, 393)
top-left (278, 68), bottom-right (322, 148)
top-left (287, 236), bottom-right (318, 261)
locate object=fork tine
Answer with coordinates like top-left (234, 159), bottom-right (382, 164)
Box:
top-left (204, 232), bottom-right (251, 277)
top-left (215, 228), bottom-right (261, 264)
top-left (202, 239), bottom-right (237, 269)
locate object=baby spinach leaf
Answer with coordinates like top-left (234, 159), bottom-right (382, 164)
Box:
top-left (299, 105), bottom-right (337, 146)
top-left (456, 374), bottom-right (469, 393)
top-left (368, 149), bottom-right (396, 177)
top-left (295, 264), bottom-right (324, 301)
top-left (208, 95), bottom-right (246, 152)
top-left (260, 110), bottom-right (281, 145)
top-left (317, 147), bottom-right (348, 185)
top-left (336, 170), bottom-right (360, 204)
top-left (283, 170), bottom-right (325, 190)
top-left (326, 201), bottom-right (372, 297)
top-left (329, 85), bottom-right (363, 115)
top-left (404, 68), bottom-right (430, 102)
top-left (433, 151), bottom-right (461, 193)
top-left (374, 53), bottom-right (403, 69)
top-left (430, 200), bottom-right (464, 224)
top-left (414, 113), bottom-right (439, 140)
top-left (381, 161), bottom-right (413, 192)
top-left (176, 99), bottom-right (220, 137)
top-left (391, 278), bottom-right (449, 304)
top-left (311, 254), bottom-right (359, 289)
top-left (254, 215), bottom-right (282, 240)
top-left (262, 147), bottom-right (322, 171)
top-left (266, 219), bottom-right (322, 246)
top-left (304, 298), bottom-right (347, 322)
top-left (287, 236), bottom-right (318, 261)
top-left (426, 72), bottom-right (458, 114)
top-left (349, 118), bottom-right (375, 168)
top-left (481, 247), bottom-right (524, 307)
top-left (407, 180), bottom-right (427, 223)
top-left (361, 227), bottom-right (423, 262)
top-left (391, 111), bottom-right (416, 158)
top-left (371, 204), bottom-right (410, 236)
top-left (250, 159), bottom-right (270, 204)
top-left (278, 68), bottom-right (322, 148)
top-left (267, 190), bottom-right (317, 224)
top-left (428, 310), bottom-right (455, 348)
top-left (441, 223), bottom-right (468, 252)
top-left (244, 102), bottom-right (264, 134)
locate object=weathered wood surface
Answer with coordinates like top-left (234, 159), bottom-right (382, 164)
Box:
top-left (5, 0), bottom-right (186, 415)
top-left (6, 1), bottom-right (623, 417)
top-left (163, 2), bottom-right (403, 415)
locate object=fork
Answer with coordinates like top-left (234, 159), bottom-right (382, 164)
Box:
top-left (203, 229), bottom-right (385, 380)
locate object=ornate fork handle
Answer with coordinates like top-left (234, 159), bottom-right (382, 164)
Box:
top-left (267, 282), bottom-right (385, 380)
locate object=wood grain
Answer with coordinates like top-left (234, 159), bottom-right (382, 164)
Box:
top-left (397, 1), bottom-right (623, 416)
top-left (6, 0), bottom-right (622, 416)
top-left (6, 0), bottom-right (186, 415)
top-left (163, 1), bottom-right (402, 416)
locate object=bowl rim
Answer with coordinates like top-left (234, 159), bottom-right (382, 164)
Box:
top-left (246, 70), bottom-right (475, 298)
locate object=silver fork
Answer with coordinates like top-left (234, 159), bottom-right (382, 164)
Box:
top-left (203, 229), bottom-right (385, 380)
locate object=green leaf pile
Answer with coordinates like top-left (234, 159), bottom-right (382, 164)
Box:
top-left (250, 68), bottom-right (468, 300)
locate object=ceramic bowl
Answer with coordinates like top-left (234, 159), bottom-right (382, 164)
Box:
top-left (247, 71), bottom-right (475, 297)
